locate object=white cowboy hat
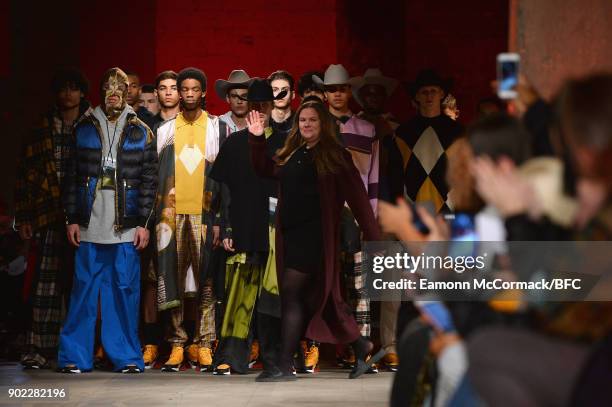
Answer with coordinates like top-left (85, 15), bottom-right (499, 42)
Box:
top-left (214, 70), bottom-right (253, 100)
top-left (349, 68), bottom-right (398, 107)
top-left (312, 64), bottom-right (350, 87)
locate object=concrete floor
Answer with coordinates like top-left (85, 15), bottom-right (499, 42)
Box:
top-left (0, 362), bottom-right (393, 407)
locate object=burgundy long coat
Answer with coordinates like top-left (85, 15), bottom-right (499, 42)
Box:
top-left (249, 133), bottom-right (381, 344)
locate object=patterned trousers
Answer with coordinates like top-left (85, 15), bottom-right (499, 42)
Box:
top-left (166, 214), bottom-right (216, 347)
top-left (342, 251), bottom-right (371, 337)
top-left (27, 227), bottom-right (71, 357)
top-left (340, 207), bottom-right (371, 337)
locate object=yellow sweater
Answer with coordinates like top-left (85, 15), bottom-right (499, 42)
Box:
top-left (174, 111), bottom-right (207, 214)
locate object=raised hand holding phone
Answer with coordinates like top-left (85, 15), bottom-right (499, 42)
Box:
top-left (497, 53), bottom-right (520, 100)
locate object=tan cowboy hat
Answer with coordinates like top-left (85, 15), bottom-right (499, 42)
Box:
top-left (214, 69), bottom-right (253, 100)
top-left (349, 68), bottom-right (398, 107)
top-left (312, 64), bottom-right (350, 86)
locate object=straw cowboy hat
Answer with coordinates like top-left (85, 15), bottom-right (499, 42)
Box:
top-left (349, 68), bottom-right (399, 107)
top-left (214, 69), bottom-right (254, 99)
top-left (312, 64), bottom-right (350, 86)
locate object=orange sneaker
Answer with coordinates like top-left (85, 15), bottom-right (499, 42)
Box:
top-left (142, 345), bottom-right (159, 369)
top-left (162, 346), bottom-right (184, 372)
top-left (383, 352), bottom-right (399, 372)
top-left (186, 344), bottom-right (199, 369)
top-left (248, 340), bottom-right (260, 368)
top-left (198, 346), bottom-right (213, 372)
top-left (303, 343), bottom-right (319, 373)
top-left (213, 363), bottom-right (231, 375)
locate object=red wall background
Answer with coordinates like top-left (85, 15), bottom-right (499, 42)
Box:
top-left (3, 0), bottom-right (509, 205)
top-left (153, 0), bottom-right (338, 115)
top-left (72, 0), bottom-right (507, 120)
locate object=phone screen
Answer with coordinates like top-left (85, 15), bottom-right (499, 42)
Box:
top-left (450, 213), bottom-right (478, 241)
top-left (448, 212), bottom-right (478, 259)
top-left (499, 60), bottom-right (518, 92)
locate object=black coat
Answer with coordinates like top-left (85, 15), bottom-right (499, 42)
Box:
top-left (63, 111), bottom-right (158, 229)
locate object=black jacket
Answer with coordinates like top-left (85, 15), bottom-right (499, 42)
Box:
top-left (63, 110), bottom-right (158, 229)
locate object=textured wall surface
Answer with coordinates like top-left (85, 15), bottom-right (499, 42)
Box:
top-left (154, 0), bottom-right (337, 114)
top-left (515, 0), bottom-right (612, 99)
top-left (4, 0), bottom-right (509, 204)
top-left (403, 1), bottom-right (509, 121)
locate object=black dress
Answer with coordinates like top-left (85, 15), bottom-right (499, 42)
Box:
top-left (280, 144), bottom-right (322, 273)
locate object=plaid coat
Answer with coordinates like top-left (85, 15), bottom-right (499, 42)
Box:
top-left (14, 102), bottom-right (91, 231)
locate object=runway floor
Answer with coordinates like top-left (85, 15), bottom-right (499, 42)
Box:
top-left (0, 362), bottom-right (393, 406)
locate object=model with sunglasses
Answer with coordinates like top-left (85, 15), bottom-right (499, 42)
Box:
top-left (248, 101), bottom-right (383, 382)
top-left (215, 70), bottom-right (253, 134)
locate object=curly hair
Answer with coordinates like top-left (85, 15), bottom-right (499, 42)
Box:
top-left (177, 67), bottom-right (207, 90)
top-left (177, 67), bottom-right (207, 109)
top-left (51, 67), bottom-right (89, 95)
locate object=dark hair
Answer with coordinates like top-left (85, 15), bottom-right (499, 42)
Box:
top-left (141, 84), bottom-right (155, 93)
top-left (51, 67), bottom-right (89, 95)
top-left (155, 70), bottom-right (178, 88)
top-left (301, 95), bottom-right (325, 105)
top-left (123, 70), bottom-right (138, 78)
top-left (277, 101), bottom-right (348, 175)
top-left (297, 71), bottom-right (324, 97)
top-left (268, 70), bottom-right (294, 90)
top-left (477, 96), bottom-right (504, 116)
top-left (177, 67), bottom-right (207, 109)
top-left (177, 67), bottom-right (207, 90)
top-left (467, 113), bottom-right (531, 165)
top-left (556, 73), bottom-right (612, 152)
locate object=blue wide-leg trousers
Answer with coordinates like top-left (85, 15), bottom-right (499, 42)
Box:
top-left (58, 242), bottom-right (144, 371)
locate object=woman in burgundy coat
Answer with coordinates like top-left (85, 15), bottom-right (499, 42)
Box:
top-left (248, 101), bottom-right (382, 381)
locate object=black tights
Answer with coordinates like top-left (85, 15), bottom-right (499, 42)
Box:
top-left (278, 268), bottom-right (315, 374)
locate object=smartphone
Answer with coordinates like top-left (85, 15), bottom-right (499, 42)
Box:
top-left (415, 301), bottom-right (455, 332)
top-left (446, 212), bottom-right (478, 260)
top-left (411, 201), bottom-right (436, 234)
top-left (497, 53), bottom-right (520, 99)
top-left (450, 212), bottom-right (478, 242)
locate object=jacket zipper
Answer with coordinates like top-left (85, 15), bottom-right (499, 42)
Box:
top-left (114, 117), bottom-right (132, 231)
top-left (123, 179), bottom-right (127, 221)
top-left (88, 118), bottom-right (105, 228)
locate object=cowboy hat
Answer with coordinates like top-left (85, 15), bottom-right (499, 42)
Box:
top-left (312, 64), bottom-right (350, 87)
top-left (214, 69), bottom-right (253, 100)
top-left (406, 68), bottom-right (453, 98)
top-left (349, 68), bottom-right (398, 107)
top-left (246, 78), bottom-right (288, 102)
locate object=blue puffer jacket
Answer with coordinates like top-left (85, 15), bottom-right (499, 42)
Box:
top-left (63, 110), bottom-right (158, 230)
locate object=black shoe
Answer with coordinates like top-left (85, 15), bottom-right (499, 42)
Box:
top-left (121, 364), bottom-right (142, 374)
top-left (255, 369), bottom-right (297, 382)
top-left (349, 349), bottom-right (385, 379)
top-left (59, 365), bottom-right (82, 374)
top-left (22, 359), bottom-right (42, 369)
top-left (21, 353), bottom-right (49, 369)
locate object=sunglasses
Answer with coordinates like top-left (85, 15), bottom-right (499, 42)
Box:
top-left (229, 93), bottom-right (248, 101)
